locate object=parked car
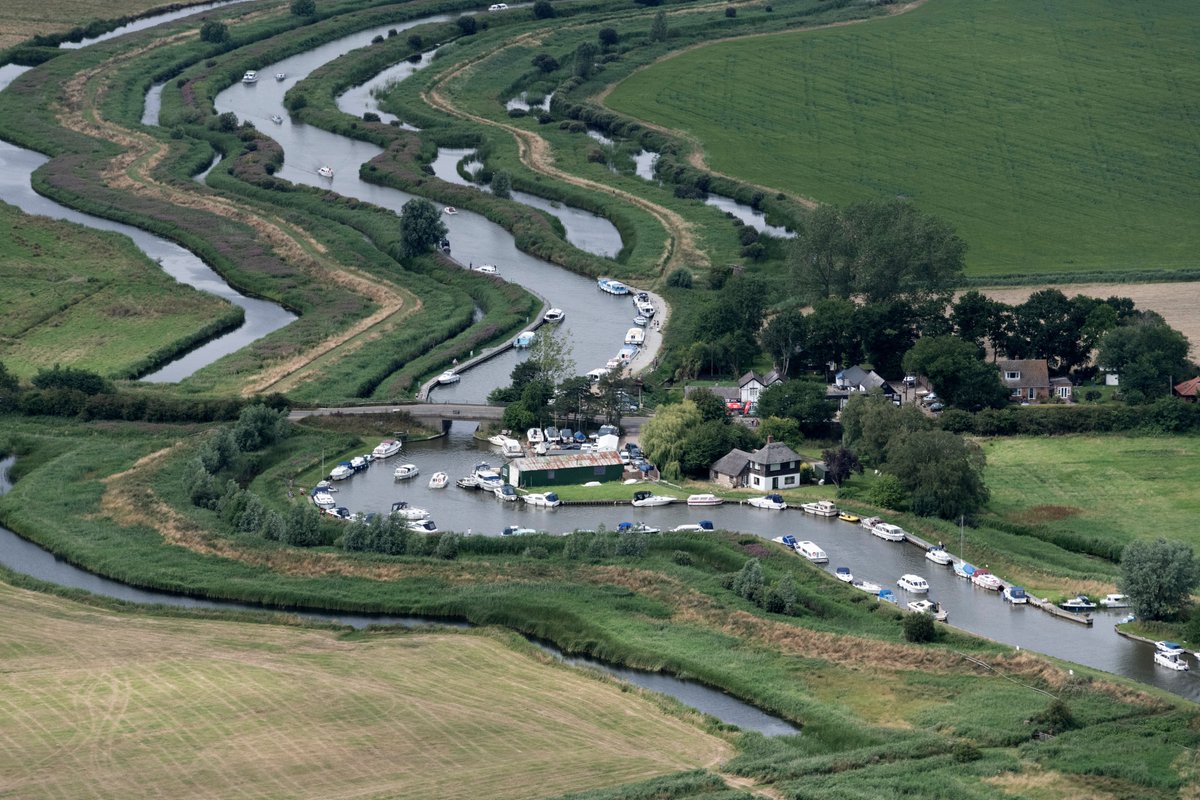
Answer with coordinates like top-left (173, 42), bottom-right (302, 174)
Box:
top-left (929, 402), bottom-right (945, 412)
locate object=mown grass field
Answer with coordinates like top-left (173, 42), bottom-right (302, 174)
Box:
top-left (0, 0), bottom-right (196, 50)
top-left (605, 0), bottom-right (1200, 278)
top-left (0, 201), bottom-right (236, 379)
top-left (983, 434), bottom-right (1200, 551)
top-left (0, 580), bottom-right (729, 800)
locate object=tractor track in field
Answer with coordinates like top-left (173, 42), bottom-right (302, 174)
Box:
top-left (592, 0), bottom-right (933, 210)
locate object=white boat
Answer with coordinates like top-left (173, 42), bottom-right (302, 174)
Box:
top-left (618, 522), bottom-right (660, 534)
top-left (795, 540), bottom-right (828, 563)
top-left (274, 72), bottom-right (286, 81)
top-left (543, 308), bottom-right (565, 323)
top-left (502, 526), bottom-right (538, 537)
top-left (526, 427), bottom-right (544, 444)
top-left (801, 500), bottom-right (839, 517)
top-left (907, 599), bottom-right (948, 622)
top-left (329, 464), bottom-right (353, 481)
top-left (501, 439), bottom-right (524, 458)
top-left (311, 491), bottom-right (335, 509)
top-left (860, 516), bottom-right (882, 530)
top-left (624, 327), bottom-right (645, 346)
top-left (597, 277), bottom-right (630, 295)
top-left (1003, 585), bottom-right (1029, 604)
top-left (523, 491), bottom-right (561, 508)
top-left (474, 263), bottom-right (499, 275)
top-left (372, 439), bottom-right (402, 459)
top-left (953, 561), bottom-right (975, 579)
top-left (871, 522), bottom-right (906, 542)
top-left (408, 519), bottom-right (438, 533)
top-left (971, 570), bottom-right (1003, 591)
top-left (747, 494), bottom-right (786, 510)
top-left (242, 70), bottom-right (258, 83)
top-left (632, 491), bottom-right (675, 507)
top-left (428, 471), bottom-right (448, 489)
top-left (686, 494), bottom-right (724, 506)
top-left (443, 206), bottom-right (458, 215)
top-left (672, 521), bottom-right (715, 532)
top-left (897, 574), bottom-right (929, 594)
top-left (834, 566), bottom-right (854, 583)
top-left (514, 331), bottom-right (535, 348)
top-left (350, 455), bottom-right (369, 470)
top-left (437, 370), bottom-right (460, 384)
top-left (317, 165), bottom-right (333, 178)
top-left (925, 546), bottom-right (953, 565)
top-left (393, 463), bottom-right (419, 480)
top-left (771, 534), bottom-right (799, 550)
top-left (1060, 595), bottom-right (1096, 611)
top-left (1100, 593), bottom-right (1130, 608)
top-left (636, 299), bottom-right (655, 317)
top-left (1155, 649), bottom-right (1189, 671)
top-left (494, 483), bottom-right (519, 502)
top-left (473, 463), bottom-right (502, 488)
top-left (487, 434), bottom-right (509, 447)
top-left (389, 501), bottom-right (428, 520)
top-left (455, 476), bottom-right (478, 489)
top-left (270, 114), bottom-right (283, 124)
top-left (852, 580), bottom-right (882, 595)
top-left (633, 315), bottom-right (648, 327)
top-left (1156, 641), bottom-right (1186, 655)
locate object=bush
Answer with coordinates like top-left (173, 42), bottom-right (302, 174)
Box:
top-left (666, 268), bottom-right (693, 288)
top-left (408, 33), bottom-right (422, 48)
top-left (456, 15), bottom-right (477, 35)
top-left (199, 21), bottom-right (228, 43)
top-left (290, 0), bottom-right (316, 16)
top-left (902, 612), bottom-right (937, 643)
top-left (672, 550), bottom-right (694, 566)
top-left (598, 28), bottom-right (619, 48)
top-left (868, 473), bottom-right (907, 510)
top-left (533, 0), bottom-right (555, 18)
top-left (508, 108), bottom-right (528, 118)
top-left (725, 6), bottom-right (737, 17)
top-left (952, 742), bottom-right (982, 763)
top-left (32, 365), bottom-right (112, 395)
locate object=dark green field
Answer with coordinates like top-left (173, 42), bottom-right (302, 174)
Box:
top-left (606, 0), bottom-right (1200, 278)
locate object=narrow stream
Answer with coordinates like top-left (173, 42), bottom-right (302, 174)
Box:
top-left (59, 0), bottom-right (257, 49)
top-left (0, 456), bottom-right (797, 735)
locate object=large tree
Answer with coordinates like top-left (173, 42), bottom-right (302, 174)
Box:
top-left (1120, 538), bottom-right (1199, 620)
top-left (759, 309), bottom-right (807, 376)
top-left (788, 200), bottom-right (965, 306)
top-left (398, 198), bottom-right (447, 257)
top-left (902, 336), bottom-right (1009, 411)
top-left (886, 429), bottom-right (989, 519)
top-left (756, 380), bottom-right (835, 438)
top-left (639, 401), bottom-right (703, 479)
top-left (1098, 315), bottom-right (1193, 400)
top-left (952, 290), bottom-right (1009, 353)
top-left (840, 394), bottom-right (928, 467)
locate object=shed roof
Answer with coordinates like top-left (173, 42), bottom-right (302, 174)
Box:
top-left (510, 451), bottom-right (624, 471)
top-left (711, 448), bottom-right (751, 476)
top-left (1175, 376), bottom-right (1200, 397)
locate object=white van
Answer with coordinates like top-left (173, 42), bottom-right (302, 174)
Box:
top-left (488, 3), bottom-right (508, 10)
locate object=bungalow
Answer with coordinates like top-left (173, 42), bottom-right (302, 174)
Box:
top-left (998, 358), bottom-right (1061, 402)
top-left (828, 365), bottom-right (899, 407)
top-left (1174, 376), bottom-right (1200, 402)
top-left (502, 451), bottom-right (624, 488)
top-left (710, 437), bottom-right (808, 491)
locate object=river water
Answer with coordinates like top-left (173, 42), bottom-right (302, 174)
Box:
top-left (211, 16), bottom-right (635, 402)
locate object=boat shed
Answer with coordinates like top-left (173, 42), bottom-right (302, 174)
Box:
top-left (502, 451), bottom-right (625, 488)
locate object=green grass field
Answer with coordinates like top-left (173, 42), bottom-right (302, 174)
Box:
top-left (605, 0), bottom-right (1200, 278)
top-left (0, 202), bottom-right (236, 379)
top-left (0, 580), bottom-right (729, 800)
top-left (983, 434), bottom-right (1200, 551)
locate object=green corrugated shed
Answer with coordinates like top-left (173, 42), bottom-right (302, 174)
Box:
top-left (502, 451), bottom-right (625, 487)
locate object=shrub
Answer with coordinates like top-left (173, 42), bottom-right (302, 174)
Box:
top-left (435, 532), bottom-right (460, 559)
top-left (523, 546), bottom-right (549, 559)
top-left (456, 15), bottom-right (477, 35)
top-left (199, 21), bottom-right (228, 43)
top-left (537, 112), bottom-right (553, 125)
top-left (290, 0), bottom-right (316, 16)
top-left (407, 33), bottom-right (422, 48)
top-left (31, 365), bottom-right (112, 395)
top-left (902, 612), bottom-right (937, 643)
top-left (1032, 699), bottom-right (1076, 735)
top-left (725, 6), bottom-right (737, 17)
top-left (598, 28), bottom-right (619, 48)
top-left (869, 472), bottom-right (907, 510)
top-left (533, 0), bottom-right (555, 18)
top-left (371, 34), bottom-right (384, 44)
top-left (672, 550), bottom-right (694, 566)
top-left (532, 53), bottom-right (559, 73)
top-left (508, 108), bottom-right (528, 118)
top-left (952, 742), bottom-right (982, 763)
top-left (666, 268), bottom-right (693, 288)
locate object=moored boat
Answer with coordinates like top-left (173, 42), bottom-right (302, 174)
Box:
top-left (953, 561), bottom-right (975, 579)
top-left (428, 471), bottom-right (448, 489)
top-left (834, 566), bottom-right (854, 583)
top-left (795, 540), bottom-right (828, 563)
top-left (329, 463), bottom-right (353, 481)
top-left (523, 491), bottom-right (561, 508)
top-left (871, 522), bottom-right (906, 542)
top-left (311, 491), bottom-right (335, 509)
top-left (494, 483), bottom-right (519, 501)
top-left (801, 499), bottom-right (839, 517)
top-left (907, 599), bottom-right (948, 621)
top-left (242, 70), bottom-right (258, 83)
top-left (624, 327), bottom-right (645, 346)
top-left (597, 277), bottom-right (630, 295)
top-left (408, 519), bottom-right (438, 533)
top-left (877, 589), bottom-right (898, 605)
top-left (747, 493), bottom-right (787, 510)
top-left (971, 570), bottom-right (1003, 591)
top-left (543, 307), bottom-right (565, 323)
top-left (632, 491), bottom-right (675, 507)
top-left (1060, 595), bottom-right (1097, 611)
top-left (501, 526), bottom-right (538, 537)
top-left (672, 521), bottom-right (715, 532)
top-left (1003, 585), bottom-right (1028, 604)
top-left (925, 546), bottom-right (953, 565)
top-left (771, 534), bottom-right (799, 550)
top-left (393, 463), bottom-right (419, 480)
top-left (897, 574), bottom-right (930, 594)
top-left (838, 512), bottom-right (860, 524)
top-left (1100, 593), bottom-right (1130, 608)
top-left (372, 439), bottom-right (402, 459)
top-left (1155, 645), bottom-right (1189, 671)
top-left (617, 521), bottom-right (660, 534)
top-left (526, 427), bottom-right (544, 444)
top-left (860, 516), bottom-right (882, 530)
top-left (389, 501), bottom-right (428, 520)
top-left (633, 314), bottom-right (648, 327)
top-left (443, 206), bottom-right (458, 215)
top-left (514, 331), bottom-right (535, 348)
top-left (437, 370), bottom-right (460, 384)
top-left (852, 579), bottom-right (882, 594)
top-left (473, 263), bottom-right (498, 274)
top-left (686, 494), bottom-right (724, 506)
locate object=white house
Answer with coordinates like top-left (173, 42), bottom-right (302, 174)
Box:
top-left (738, 369), bottom-right (783, 405)
top-left (710, 437), bottom-right (806, 491)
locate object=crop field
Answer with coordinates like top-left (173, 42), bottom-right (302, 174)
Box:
top-left (0, 0), bottom-right (195, 51)
top-left (0, 202), bottom-right (236, 379)
top-left (0, 580), bottom-right (729, 800)
top-left (983, 434), bottom-right (1200, 552)
top-left (605, 0), bottom-right (1200, 278)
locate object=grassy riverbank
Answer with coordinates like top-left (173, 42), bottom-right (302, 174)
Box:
top-left (2, 417), bottom-right (1199, 798)
top-left (0, 200), bottom-right (239, 379)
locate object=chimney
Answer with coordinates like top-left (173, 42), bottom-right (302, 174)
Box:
top-left (767, 435), bottom-right (774, 444)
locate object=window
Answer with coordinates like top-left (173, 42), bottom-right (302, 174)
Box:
top-left (1011, 388), bottom-right (1022, 397)
top-left (593, 466), bottom-right (605, 475)
top-left (1057, 386), bottom-right (1071, 398)
top-left (784, 476), bottom-right (796, 486)
top-left (1005, 371), bottom-right (1021, 381)
top-left (1027, 388), bottom-right (1036, 399)
top-left (788, 461), bottom-right (796, 469)
top-left (547, 470), bottom-right (556, 479)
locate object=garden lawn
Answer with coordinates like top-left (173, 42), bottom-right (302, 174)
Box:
top-left (605, 0), bottom-right (1200, 278)
top-left (0, 580), bottom-right (729, 800)
top-left (0, 201), bottom-right (236, 379)
top-left (983, 434), bottom-right (1200, 551)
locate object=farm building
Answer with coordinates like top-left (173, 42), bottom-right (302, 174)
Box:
top-left (502, 451), bottom-right (625, 487)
